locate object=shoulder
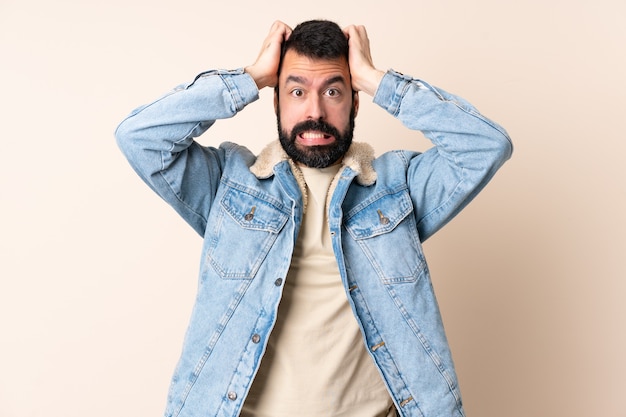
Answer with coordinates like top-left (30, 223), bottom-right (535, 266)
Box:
top-left (373, 149), bottom-right (422, 173)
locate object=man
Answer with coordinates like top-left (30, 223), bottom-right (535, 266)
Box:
top-left (116, 20), bottom-right (512, 417)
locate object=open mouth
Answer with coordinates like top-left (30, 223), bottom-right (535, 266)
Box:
top-left (297, 131), bottom-right (335, 146)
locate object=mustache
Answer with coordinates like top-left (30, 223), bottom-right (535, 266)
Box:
top-left (290, 119), bottom-right (341, 141)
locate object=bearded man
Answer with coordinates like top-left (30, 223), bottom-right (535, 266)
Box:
top-left (116, 19), bottom-right (512, 417)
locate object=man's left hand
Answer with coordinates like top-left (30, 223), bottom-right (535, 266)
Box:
top-left (343, 25), bottom-right (385, 96)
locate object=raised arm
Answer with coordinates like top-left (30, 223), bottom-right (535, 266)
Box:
top-left (344, 24), bottom-right (512, 240)
top-left (114, 21), bottom-right (293, 235)
top-left (380, 72), bottom-right (512, 240)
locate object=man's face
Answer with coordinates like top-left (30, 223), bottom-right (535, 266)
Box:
top-left (275, 49), bottom-right (359, 168)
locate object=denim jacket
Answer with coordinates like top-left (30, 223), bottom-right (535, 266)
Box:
top-left (115, 68), bottom-right (512, 417)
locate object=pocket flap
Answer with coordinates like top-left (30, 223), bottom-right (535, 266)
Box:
top-left (345, 190), bottom-right (413, 240)
top-left (220, 187), bottom-right (289, 233)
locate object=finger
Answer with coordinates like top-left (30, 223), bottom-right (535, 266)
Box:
top-left (258, 22), bottom-right (287, 57)
top-left (343, 24), bottom-right (367, 37)
top-left (270, 20), bottom-right (292, 39)
top-left (278, 21), bottom-right (293, 40)
top-left (342, 25), bottom-right (354, 38)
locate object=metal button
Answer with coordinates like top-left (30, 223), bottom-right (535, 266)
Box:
top-left (244, 206), bottom-right (256, 221)
top-left (377, 209), bottom-right (390, 225)
top-left (227, 391), bottom-right (237, 401)
top-left (274, 278), bottom-right (283, 286)
top-left (400, 396), bottom-right (414, 407)
top-left (252, 334), bottom-right (261, 344)
top-left (371, 341), bottom-right (386, 352)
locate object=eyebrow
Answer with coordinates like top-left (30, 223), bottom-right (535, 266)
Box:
top-left (285, 74), bottom-right (348, 88)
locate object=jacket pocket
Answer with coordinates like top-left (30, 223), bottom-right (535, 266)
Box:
top-left (206, 186), bottom-right (289, 279)
top-left (344, 189), bottom-right (426, 284)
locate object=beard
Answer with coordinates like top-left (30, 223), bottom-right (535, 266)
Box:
top-left (277, 106), bottom-right (355, 169)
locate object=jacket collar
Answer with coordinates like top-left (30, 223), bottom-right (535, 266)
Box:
top-left (250, 140), bottom-right (378, 186)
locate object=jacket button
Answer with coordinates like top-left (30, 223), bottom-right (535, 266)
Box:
top-left (251, 334), bottom-right (261, 344)
top-left (274, 278), bottom-right (283, 286)
top-left (227, 391), bottom-right (237, 401)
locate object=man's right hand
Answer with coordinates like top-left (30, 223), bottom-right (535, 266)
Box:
top-left (245, 21), bottom-right (292, 90)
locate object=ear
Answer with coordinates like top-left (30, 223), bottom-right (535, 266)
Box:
top-left (274, 89), bottom-right (279, 115)
top-left (352, 91), bottom-right (360, 118)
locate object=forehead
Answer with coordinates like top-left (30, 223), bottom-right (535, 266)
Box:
top-left (279, 50), bottom-right (350, 85)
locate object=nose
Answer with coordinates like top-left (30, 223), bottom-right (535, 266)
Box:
top-left (306, 95), bottom-right (325, 120)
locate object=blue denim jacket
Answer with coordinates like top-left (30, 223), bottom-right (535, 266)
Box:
top-left (115, 68), bottom-right (512, 417)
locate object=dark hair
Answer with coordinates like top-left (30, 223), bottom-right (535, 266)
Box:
top-left (277, 20), bottom-right (348, 77)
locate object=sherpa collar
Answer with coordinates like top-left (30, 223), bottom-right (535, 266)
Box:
top-left (249, 140), bottom-right (378, 214)
top-left (250, 140), bottom-right (378, 186)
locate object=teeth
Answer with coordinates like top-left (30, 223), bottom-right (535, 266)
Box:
top-left (301, 131), bottom-right (327, 139)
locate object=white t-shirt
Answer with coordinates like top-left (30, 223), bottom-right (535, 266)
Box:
top-left (241, 164), bottom-right (395, 417)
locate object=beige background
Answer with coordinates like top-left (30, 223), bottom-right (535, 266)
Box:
top-left (1, 0), bottom-right (624, 416)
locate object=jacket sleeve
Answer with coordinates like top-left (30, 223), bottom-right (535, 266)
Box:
top-left (373, 70), bottom-right (513, 241)
top-left (114, 69), bottom-right (260, 236)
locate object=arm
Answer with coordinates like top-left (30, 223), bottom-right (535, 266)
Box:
top-left (376, 72), bottom-right (512, 241)
top-left (344, 25), bottom-right (513, 241)
top-left (114, 69), bottom-right (259, 236)
top-left (115, 22), bottom-right (291, 236)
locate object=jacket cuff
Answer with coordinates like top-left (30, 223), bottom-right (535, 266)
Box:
top-left (193, 68), bottom-right (260, 112)
top-left (373, 69), bottom-right (425, 117)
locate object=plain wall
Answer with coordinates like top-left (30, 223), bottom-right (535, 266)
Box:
top-left (1, 0), bottom-right (624, 416)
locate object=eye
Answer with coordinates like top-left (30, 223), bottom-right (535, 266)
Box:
top-left (290, 88), bottom-right (304, 98)
top-left (325, 88), bottom-right (341, 97)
